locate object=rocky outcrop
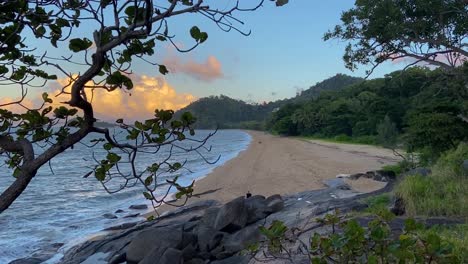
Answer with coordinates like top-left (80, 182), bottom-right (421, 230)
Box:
top-left (349, 170), bottom-right (396, 182)
top-left (58, 194), bottom-right (286, 264)
top-left (55, 169), bottom-right (463, 264)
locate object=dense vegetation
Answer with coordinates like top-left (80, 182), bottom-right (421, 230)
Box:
top-left (176, 74), bottom-right (362, 130)
top-left (267, 65), bottom-right (468, 162)
top-left (175, 95), bottom-right (281, 129)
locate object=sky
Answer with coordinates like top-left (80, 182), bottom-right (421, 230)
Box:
top-left (1, 0), bottom-right (408, 121)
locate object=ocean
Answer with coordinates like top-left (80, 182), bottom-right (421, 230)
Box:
top-left (0, 129), bottom-right (251, 263)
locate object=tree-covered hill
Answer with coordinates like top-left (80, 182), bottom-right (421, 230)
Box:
top-left (176, 74), bottom-right (362, 129)
top-left (267, 65), bottom-right (468, 162)
top-left (295, 74), bottom-right (363, 101)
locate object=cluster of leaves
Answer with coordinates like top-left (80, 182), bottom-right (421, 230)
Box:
top-left (0, 1), bottom-right (81, 82)
top-left (0, 93), bottom-right (80, 173)
top-left (309, 210), bottom-right (459, 263)
top-left (267, 66), bottom-right (468, 160)
top-left (92, 110), bottom-right (201, 212)
top-left (251, 209), bottom-right (462, 263)
top-left (324, 0), bottom-right (468, 74)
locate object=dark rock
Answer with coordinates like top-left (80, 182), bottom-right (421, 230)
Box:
top-left (115, 209), bottom-right (125, 214)
top-left (159, 248), bottom-right (183, 264)
top-left (350, 170), bottom-right (396, 182)
top-left (199, 207), bottom-right (220, 228)
top-left (211, 255), bottom-right (250, 264)
top-left (391, 197), bottom-right (405, 216)
top-left (245, 195), bottom-right (269, 224)
top-left (214, 196), bottom-right (248, 232)
top-left (181, 231), bottom-right (197, 248)
top-left (185, 258), bottom-right (206, 264)
top-left (104, 222), bottom-right (137, 231)
top-left (138, 247), bottom-right (167, 264)
top-left (197, 226), bottom-right (226, 252)
top-left (181, 243), bottom-right (198, 261)
top-left (109, 253), bottom-right (126, 264)
top-left (8, 258), bottom-right (43, 264)
top-left (183, 221), bottom-right (199, 232)
top-left (221, 224), bottom-right (262, 255)
top-left (349, 173), bottom-right (364, 180)
top-left (126, 227), bottom-right (183, 263)
top-left (103, 213), bottom-right (118, 219)
top-left (123, 213), bottom-right (140, 218)
top-left (404, 167), bottom-right (431, 177)
top-left (266, 194), bottom-right (284, 213)
top-left (129, 204), bottom-right (148, 210)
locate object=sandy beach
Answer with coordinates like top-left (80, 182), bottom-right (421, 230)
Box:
top-left (157, 131), bottom-right (400, 213)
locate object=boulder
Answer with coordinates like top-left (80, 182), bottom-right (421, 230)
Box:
top-left (221, 224), bottom-right (262, 255)
top-left (104, 222), bottom-right (137, 231)
top-left (197, 226), bottom-right (226, 252)
top-left (8, 258), bottom-right (43, 264)
top-left (129, 204), bottom-right (148, 210)
top-left (391, 197), bottom-right (405, 216)
top-left (123, 213), bottom-right (140, 218)
top-left (159, 248), bottom-right (183, 264)
top-left (126, 227), bottom-right (183, 263)
top-left (185, 258), bottom-right (206, 264)
top-left (211, 255), bottom-right (250, 264)
top-left (266, 194), bottom-right (284, 213)
top-left (245, 195), bottom-right (269, 224)
top-left (103, 213), bottom-right (118, 219)
top-left (213, 196), bottom-right (248, 232)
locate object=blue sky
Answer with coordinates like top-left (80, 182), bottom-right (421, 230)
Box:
top-left (156, 0), bottom-right (404, 102)
top-left (2, 1), bottom-right (408, 119)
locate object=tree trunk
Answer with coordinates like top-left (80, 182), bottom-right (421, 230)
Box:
top-left (0, 169), bottom-right (37, 213)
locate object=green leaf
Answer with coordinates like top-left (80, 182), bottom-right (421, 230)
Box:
top-left (143, 191), bottom-right (153, 200)
top-left (275, 0), bottom-right (289, 7)
top-left (144, 176), bottom-right (153, 186)
top-left (190, 26), bottom-right (201, 40)
top-left (103, 143), bottom-right (113, 150)
top-left (69, 38), bottom-right (93, 52)
top-left (159, 65), bottom-right (169, 75)
top-left (35, 26), bottom-right (46, 37)
top-left (95, 167), bottom-right (106, 181)
top-left (107, 152), bottom-right (121, 163)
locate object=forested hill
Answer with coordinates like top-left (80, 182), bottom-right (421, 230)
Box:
top-left (267, 66), bottom-right (468, 161)
top-left (295, 74), bottom-right (363, 101)
top-left (176, 74), bottom-right (361, 129)
top-left (175, 95), bottom-right (283, 129)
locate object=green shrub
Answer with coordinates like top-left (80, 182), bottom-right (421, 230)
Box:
top-left (363, 193), bottom-right (392, 214)
top-left (250, 210), bottom-right (464, 263)
top-left (381, 164), bottom-right (404, 175)
top-left (395, 143), bottom-right (468, 217)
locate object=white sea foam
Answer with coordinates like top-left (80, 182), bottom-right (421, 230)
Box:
top-left (0, 130), bottom-right (251, 263)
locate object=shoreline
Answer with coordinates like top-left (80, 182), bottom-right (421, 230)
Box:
top-left (151, 130), bottom-right (400, 216)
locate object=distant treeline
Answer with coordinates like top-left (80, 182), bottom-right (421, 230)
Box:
top-left (175, 74), bottom-right (362, 130)
top-left (267, 66), bottom-right (468, 161)
top-left (176, 66), bottom-right (468, 161)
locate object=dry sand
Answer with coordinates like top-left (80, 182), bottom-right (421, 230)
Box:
top-left (156, 131), bottom-right (401, 213)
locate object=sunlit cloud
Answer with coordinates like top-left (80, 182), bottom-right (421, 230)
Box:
top-left (163, 55), bottom-right (224, 82)
top-left (1, 75), bottom-right (196, 122)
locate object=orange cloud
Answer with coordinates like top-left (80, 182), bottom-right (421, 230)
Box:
top-left (163, 55), bottom-right (223, 82)
top-left (1, 75), bottom-right (196, 122)
top-left (55, 75), bottom-right (196, 122)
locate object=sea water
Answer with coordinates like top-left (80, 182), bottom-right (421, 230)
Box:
top-left (0, 130), bottom-right (251, 263)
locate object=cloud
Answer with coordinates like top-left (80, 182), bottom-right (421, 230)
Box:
top-left (2, 75), bottom-right (196, 122)
top-left (163, 55), bottom-right (223, 82)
